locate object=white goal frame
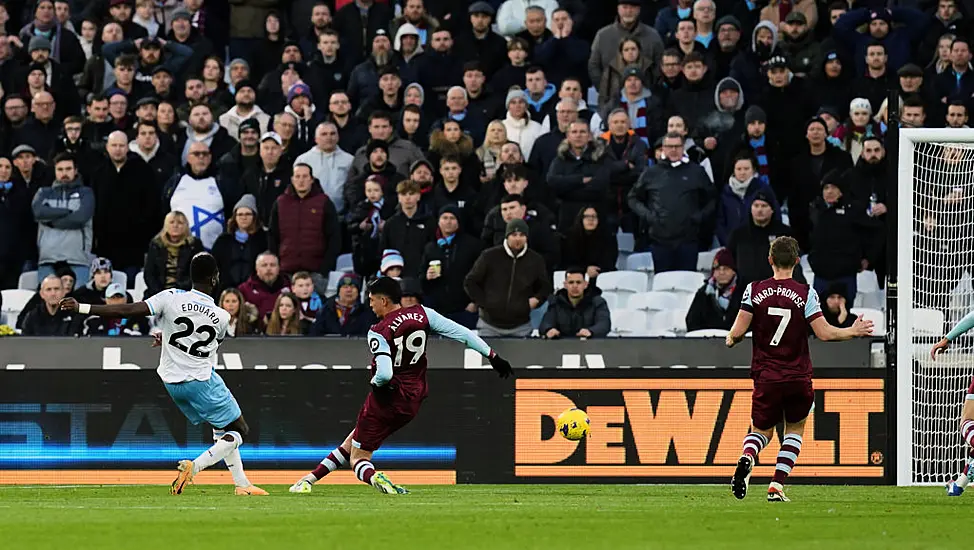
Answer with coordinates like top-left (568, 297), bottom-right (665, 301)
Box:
top-left (896, 128), bottom-right (974, 486)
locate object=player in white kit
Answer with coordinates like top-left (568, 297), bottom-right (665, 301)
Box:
top-left (60, 253), bottom-right (267, 496)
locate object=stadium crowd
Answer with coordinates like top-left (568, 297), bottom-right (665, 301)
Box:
top-left (0, 0), bottom-right (940, 337)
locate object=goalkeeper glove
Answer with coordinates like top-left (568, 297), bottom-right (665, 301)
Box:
top-left (488, 352), bottom-right (514, 379)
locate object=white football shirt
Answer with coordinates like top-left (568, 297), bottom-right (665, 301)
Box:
top-left (145, 288), bottom-right (230, 383)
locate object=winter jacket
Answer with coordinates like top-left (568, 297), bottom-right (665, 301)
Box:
top-left (380, 207), bottom-right (435, 277)
top-left (240, 163), bottom-right (293, 227)
top-left (729, 21), bottom-right (780, 100)
top-left (588, 20), bottom-right (664, 88)
top-left (502, 114), bottom-right (545, 161)
top-left (600, 87), bottom-right (666, 148)
top-left (524, 83), bottom-right (558, 124)
top-left (268, 184), bottom-right (341, 275)
top-left (785, 144), bottom-right (853, 252)
top-left (464, 242), bottom-right (552, 329)
top-left (349, 137), bottom-right (426, 181)
top-left (777, 30), bottom-right (822, 78)
top-left (598, 54), bottom-right (655, 114)
top-left (667, 77), bottom-right (717, 135)
top-left (420, 231), bottom-right (482, 314)
top-left (627, 160), bottom-right (716, 245)
top-left (308, 296), bottom-right (377, 336)
top-left (211, 228), bottom-right (269, 292)
top-left (756, 77), bottom-right (818, 160)
top-left (294, 146), bottom-right (355, 214)
top-left (237, 273), bottom-right (291, 321)
top-left (347, 57), bottom-right (390, 108)
top-left (333, 0), bottom-right (394, 65)
top-left (0, 181), bottom-right (34, 267)
top-left (32, 177), bottom-right (95, 266)
top-left (20, 303), bottom-right (82, 336)
top-left (453, 29), bottom-right (512, 80)
top-left (91, 154), bottom-right (160, 268)
top-left (218, 106), bottom-right (271, 142)
top-left (540, 288), bottom-right (611, 338)
top-left (14, 116), bottom-right (60, 160)
top-left (834, 8), bottom-right (928, 74)
top-left (347, 195), bottom-right (397, 277)
top-left (481, 203), bottom-right (561, 273)
top-left (808, 197), bottom-right (882, 280)
top-left (18, 22), bottom-right (86, 76)
top-left (176, 124), bottom-right (236, 166)
top-left (560, 217), bottom-right (618, 275)
top-left (343, 163), bottom-right (405, 214)
top-left (143, 234), bottom-right (205, 298)
top-left (727, 215), bottom-right (806, 289)
top-left (129, 141), bottom-right (179, 191)
top-left (305, 52), bottom-right (354, 112)
top-left (685, 279), bottom-right (739, 332)
top-left (601, 131), bottom-right (650, 222)
top-left (547, 139), bottom-right (612, 231)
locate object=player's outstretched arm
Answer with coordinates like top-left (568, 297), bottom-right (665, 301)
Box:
top-left (422, 306), bottom-right (513, 378)
top-left (931, 309), bottom-right (974, 360)
top-left (809, 315), bottom-right (874, 342)
top-left (725, 310), bottom-right (753, 348)
top-left (59, 297), bottom-right (150, 318)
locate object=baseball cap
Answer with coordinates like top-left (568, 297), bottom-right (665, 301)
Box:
top-left (105, 282), bottom-right (126, 299)
top-left (11, 144), bottom-right (37, 157)
top-left (171, 7), bottom-right (192, 21)
top-left (260, 132), bottom-right (283, 146)
top-left (784, 11), bottom-right (807, 24)
top-left (469, 1), bottom-right (495, 16)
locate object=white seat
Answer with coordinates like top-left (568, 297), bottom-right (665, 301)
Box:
top-left (857, 270), bottom-right (880, 293)
top-left (652, 271), bottom-right (705, 294)
top-left (851, 308), bottom-right (885, 336)
top-left (133, 271), bottom-right (147, 301)
top-left (610, 309), bottom-right (649, 336)
top-left (644, 329), bottom-right (677, 337)
top-left (553, 270), bottom-right (566, 290)
top-left (616, 232), bottom-right (635, 253)
top-left (112, 270), bottom-right (128, 289)
top-left (855, 289), bottom-right (885, 310)
top-left (1, 289), bottom-right (34, 327)
top-left (625, 252), bottom-right (654, 274)
top-left (336, 253), bottom-right (354, 273)
top-left (801, 254), bottom-right (812, 275)
top-left (686, 329), bottom-right (730, 337)
top-left (18, 271), bottom-right (38, 290)
top-left (913, 308), bottom-right (945, 336)
top-left (326, 271), bottom-right (344, 296)
top-left (647, 310), bottom-right (684, 333)
top-left (696, 250), bottom-right (717, 273)
top-left (627, 291), bottom-right (681, 312)
top-left (597, 271), bottom-right (649, 294)
top-left (600, 291), bottom-right (621, 310)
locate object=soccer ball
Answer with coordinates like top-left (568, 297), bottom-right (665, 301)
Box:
top-left (556, 408), bottom-right (590, 441)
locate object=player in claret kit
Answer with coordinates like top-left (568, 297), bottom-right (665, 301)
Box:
top-left (290, 276), bottom-right (514, 495)
top-left (725, 237), bottom-right (873, 502)
top-left (932, 314), bottom-right (974, 495)
top-left (59, 253), bottom-right (267, 496)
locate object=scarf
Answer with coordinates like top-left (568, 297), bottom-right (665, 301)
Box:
top-left (368, 197), bottom-right (384, 238)
top-left (728, 176), bottom-right (750, 199)
top-left (234, 229), bottom-right (249, 243)
top-left (619, 92), bottom-right (649, 145)
top-left (335, 302), bottom-right (353, 326)
top-left (436, 229), bottom-right (455, 248)
top-left (748, 135), bottom-right (769, 185)
top-left (705, 275), bottom-right (737, 311)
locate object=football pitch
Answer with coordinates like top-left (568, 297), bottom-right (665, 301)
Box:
top-left (0, 484), bottom-right (964, 549)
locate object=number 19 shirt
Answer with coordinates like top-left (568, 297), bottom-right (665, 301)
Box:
top-left (740, 278), bottom-right (823, 383)
top-left (145, 289), bottom-right (230, 383)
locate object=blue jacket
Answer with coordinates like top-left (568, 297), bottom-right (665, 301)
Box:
top-left (833, 8), bottom-right (928, 74)
top-left (308, 296), bottom-right (377, 337)
top-left (716, 177), bottom-right (779, 247)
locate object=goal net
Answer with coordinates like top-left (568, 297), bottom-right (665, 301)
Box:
top-left (898, 129), bottom-right (974, 486)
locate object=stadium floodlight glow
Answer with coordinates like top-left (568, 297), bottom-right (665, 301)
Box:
top-left (897, 128), bottom-right (974, 486)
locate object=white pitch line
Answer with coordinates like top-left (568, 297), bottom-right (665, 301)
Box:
top-left (0, 504), bottom-right (220, 511)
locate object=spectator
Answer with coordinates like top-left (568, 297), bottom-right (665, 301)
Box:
top-left (251, 12), bottom-right (285, 82)
top-left (598, 39), bottom-right (653, 117)
top-left (102, 36), bottom-right (193, 87)
top-left (533, 8), bottom-right (591, 90)
top-left (543, 77), bottom-right (602, 134)
top-left (345, 139), bottom-right (406, 209)
top-left (91, 131), bottom-right (159, 279)
top-left (398, 103), bottom-right (431, 151)
top-left (946, 101), bottom-right (970, 128)
top-left (842, 137), bottom-right (889, 271)
top-left (55, 116), bottom-right (98, 180)
top-left (821, 283), bottom-right (858, 329)
top-left (177, 103), bottom-right (235, 166)
top-left (212, 194), bottom-right (268, 292)
top-left (560, 206), bottom-right (617, 285)
top-left (18, 0), bottom-right (86, 76)
top-left (166, 7), bottom-right (214, 76)
top-left (463, 218), bottom-right (551, 337)
top-left (399, 277), bottom-right (423, 307)
top-left (498, 0), bottom-right (558, 38)
top-left (667, 52), bottom-right (715, 135)
top-left (601, 66), bottom-right (664, 148)
top-left (713, 16), bottom-right (744, 81)
top-left (529, 99), bottom-right (576, 181)
top-left (655, 0), bottom-right (694, 44)
top-left (238, 251), bottom-right (291, 320)
top-left (849, 42), bottom-right (894, 114)
top-left (264, 292), bottom-right (307, 335)
top-left (900, 95), bottom-right (928, 129)
top-left (786, 117), bottom-right (853, 252)
top-left (524, 66), bottom-right (558, 124)
top-left (444, 84), bottom-right (488, 147)
top-left (540, 267), bottom-right (611, 339)
top-left (283, 83), bottom-right (323, 151)
top-left (489, 37), bottom-right (530, 96)
top-left (547, 120), bottom-right (611, 231)
top-left (84, 282), bottom-right (149, 336)
top-left (454, 2), bottom-right (507, 79)
top-left (305, 30), bottom-right (352, 112)
top-left (357, 65), bottom-right (404, 121)
top-left (143, 210), bottom-right (205, 298)
top-left (163, 141), bottom-right (241, 251)
top-left (833, 7), bottom-right (927, 75)
top-left (685, 248), bottom-right (739, 332)
top-left (218, 80), bottom-right (271, 140)
top-left (776, 12), bottom-right (819, 79)
top-left (420, 204), bottom-right (482, 327)
top-left (273, 112), bottom-right (303, 162)
top-left (758, 56), bottom-right (817, 161)
top-left (391, 23), bottom-right (426, 86)
top-left (482, 191), bottom-right (559, 271)
top-left (380, 249), bottom-right (405, 278)
top-left (477, 121), bottom-right (508, 182)
top-left (759, 0), bottom-right (817, 39)
top-left (309, 273), bottom-right (376, 336)
top-left (390, 0), bottom-right (438, 48)
top-left (292, 122), bottom-right (353, 214)
top-left (242, 132), bottom-right (292, 226)
top-left (217, 119), bottom-right (261, 184)
top-left (727, 191), bottom-right (803, 291)
top-left (20, 274), bottom-right (81, 336)
top-left (430, 156), bottom-right (478, 228)
top-left (71, 257), bottom-right (115, 305)
top-left (33, 153), bottom-right (94, 283)
top-left (380, 179), bottom-right (434, 277)
top-left (219, 287), bottom-right (260, 336)
top-left (0, 156), bottom-right (33, 290)
top-left (417, 28), bottom-right (465, 118)
top-left (347, 30), bottom-right (396, 108)
top-left (808, 171), bottom-right (881, 300)
top-left (269, 163), bottom-right (341, 279)
top-left (290, 271), bottom-right (323, 323)
top-left (348, 174), bottom-right (396, 276)
top-left (349, 111), bottom-right (426, 179)
top-left (502, 89), bottom-right (544, 161)
top-left (729, 21), bottom-right (778, 100)
top-left (428, 119), bottom-right (483, 193)
top-left (11, 143), bottom-right (52, 192)
top-left (588, 0), bottom-right (664, 93)
top-left (716, 154), bottom-right (778, 247)
top-left (601, 109), bottom-right (649, 232)
top-left (628, 132), bottom-right (715, 272)
top-left (813, 51), bottom-right (853, 117)
top-left (15, 91), bottom-right (59, 160)
top-left (333, 0), bottom-right (393, 66)
top-left (831, 98), bottom-right (885, 164)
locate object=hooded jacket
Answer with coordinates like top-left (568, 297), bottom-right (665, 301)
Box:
top-left (349, 136), bottom-right (426, 180)
top-left (539, 288), bottom-right (612, 338)
top-left (218, 105), bottom-right (271, 142)
top-left (463, 241), bottom-right (552, 329)
top-left (525, 82), bottom-right (558, 124)
top-left (32, 177), bottom-right (95, 266)
top-left (177, 123), bottom-right (236, 166)
top-left (730, 21), bottom-right (780, 100)
top-left (130, 140), bottom-right (179, 185)
top-left (294, 145), bottom-right (355, 214)
top-left (698, 76), bottom-right (745, 139)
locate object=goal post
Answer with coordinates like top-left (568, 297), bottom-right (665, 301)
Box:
top-left (897, 128), bottom-right (974, 486)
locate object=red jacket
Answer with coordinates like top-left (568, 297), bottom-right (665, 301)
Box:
top-left (238, 273), bottom-right (290, 322)
top-left (269, 184), bottom-right (341, 275)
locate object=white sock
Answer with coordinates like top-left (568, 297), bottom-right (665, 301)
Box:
top-left (193, 431), bottom-right (241, 475)
top-left (224, 448), bottom-right (250, 487)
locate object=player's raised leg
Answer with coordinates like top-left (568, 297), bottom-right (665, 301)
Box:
top-left (290, 431), bottom-right (353, 493)
top-left (732, 429), bottom-right (770, 499)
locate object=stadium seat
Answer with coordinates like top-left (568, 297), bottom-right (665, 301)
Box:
top-left (133, 271), bottom-right (147, 301)
top-left (597, 271), bottom-right (649, 295)
top-left (696, 250), bottom-right (717, 273)
top-left (857, 270), bottom-right (880, 293)
top-left (627, 291), bottom-right (681, 312)
top-left (1, 289), bottom-right (34, 327)
top-left (616, 232), bottom-right (635, 253)
top-left (112, 270), bottom-right (128, 289)
top-left (18, 271), bottom-right (38, 290)
top-left (854, 271), bottom-right (884, 310)
top-left (326, 271), bottom-right (344, 296)
top-left (852, 308), bottom-right (885, 336)
top-left (800, 254), bottom-right (812, 275)
top-left (600, 292), bottom-right (621, 310)
top-left (336, 253), bottom-right (354, 273)
top-left (553, 270), bottom-right (566, 290)
top-left (644, 329), bottom-right (677, 337)
top-left (652, 271), bottom-right (705, 294)
top-left (647, 310), bottom-right (685, 334)
top-left (625, 252), bottom-right (654, 275)
top-left (913, 308), bottom-right (946, 336)
top-left (610, 309), bottom-right (649, 336)
top-left (686, 329), bottom-right (730, 337)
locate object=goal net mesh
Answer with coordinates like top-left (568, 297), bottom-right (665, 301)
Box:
top-left (909, 140), bottom-right (974, 485)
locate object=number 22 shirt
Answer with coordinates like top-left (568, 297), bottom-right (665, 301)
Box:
top-left (145, 289), bottom-right (230, 383)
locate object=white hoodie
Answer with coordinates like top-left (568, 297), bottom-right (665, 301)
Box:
top-left (496, 0), bottom-right (559, 36)
top-left (294, 146), bottom-right (354, 214)
top-left (502, 113), bottom-right (544, 159)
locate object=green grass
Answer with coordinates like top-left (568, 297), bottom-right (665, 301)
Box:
top-left (0, 484), bottom-right (964, 549)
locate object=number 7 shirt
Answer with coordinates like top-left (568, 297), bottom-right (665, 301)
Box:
top-left (740, 278), bottom-right (823, 384)
top-left (145, 289), bottom-right (230, 384)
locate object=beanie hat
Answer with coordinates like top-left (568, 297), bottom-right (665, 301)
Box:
top-left (752, 190), bottom-right (774, 208)
top-left (717, 79), bottom-right (739, 94)
top-left (287, 82), bottom-right (312, 104)
top-left (410, 158), bottom-right (433, 174)
top-left (238, 118), bottom-right (260, 136)
top-left (90, 257), bottom-right (113, 276)
top-left (338, 272), bottom-right (362, 292)
top-left (52, 262), bottom-right (77, 281)
top-left (815, 105), bottom-right (841, 121)
top-left (622, 65), bottom-right (643, 82)
top-left (825, 282), bottom-right (850, 301)
top-left (712, 248), bottom-right (736, 272)
top-left (744, 105), bottom-right (766, 125)
top-left (716, 15), bottom-right (741, 31)
top-left (849, 97), bottom-right (872, 116)
top-left (366, 139), bottom-right (389, 158)
top-left (438, 204), bottom-right (462, 220)
top-left (28, 62), bottom-right (47, 76)
top-left (233, 193), bottom-right (258, 217)
top-left (869, 9), bottom-right (892, 23)
top-left (380, 250), bottom-right (405, 274)
top-left (235, 79), bottom-right (256, 95)
top-left (506, 88), bottom-right (528, 107)
top-left (805, 116), bottom-right (828, 133)
top-left (505, 218), bottom-right (529, 237)
top-left (399, 277), bottom-right (423, 297)
top-left (28, 35), bottom-right (52, 53)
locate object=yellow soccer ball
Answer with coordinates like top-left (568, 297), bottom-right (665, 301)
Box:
top-left (556, 408), bottom-right (590, 441)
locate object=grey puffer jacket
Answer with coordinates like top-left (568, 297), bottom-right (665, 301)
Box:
top-left (31, 177), bottom-right (94, 265)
